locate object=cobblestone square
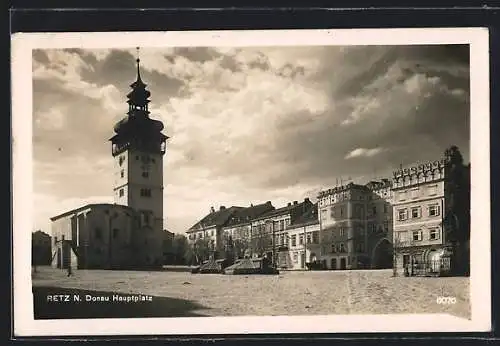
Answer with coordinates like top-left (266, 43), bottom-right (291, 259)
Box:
top-left (32, 267), bottom-right (470, 319)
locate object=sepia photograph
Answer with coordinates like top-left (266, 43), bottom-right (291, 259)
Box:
top-left (12, 28), bottom-right (491, 336)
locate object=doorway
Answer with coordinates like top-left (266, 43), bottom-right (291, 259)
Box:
top-left (331, 258), bottom-right (337, 270)
top-left (340, 257), bottom-right (347, 270)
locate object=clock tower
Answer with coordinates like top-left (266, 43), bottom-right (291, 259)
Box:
top-left (110, 49), bottom-right (168, 236)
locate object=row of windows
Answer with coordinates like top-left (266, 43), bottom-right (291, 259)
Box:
top-left (397, 228), bottom-right (441, 243)
top-left (120, 170), bottom-right (150, 178)
top-left (397, 185), bottom-right (438, 201)
top-left (322, 204), bottom-right (390, 220)
top-left (252, 220), bottom-right (291, 233)
top-left (397, 204), bottom-right (440, 221)
top-left (188, 230), bottom-right (215, 240)
top-left (290, 231), bottom-right (320, 247)
top-left (118, 188), bottom-right (154, 198)
top-left (331, 243), bottom-right (347, 253)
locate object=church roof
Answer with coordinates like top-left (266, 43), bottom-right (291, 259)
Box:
top-left (50, 203), bottom-right (137, 221)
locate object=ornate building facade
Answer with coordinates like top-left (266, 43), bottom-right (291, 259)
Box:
top-left (186, 147), bottom-right (469, 274)
top-left (392, 147), bottom-right (470, 276)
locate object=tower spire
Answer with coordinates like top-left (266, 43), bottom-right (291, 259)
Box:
top-left (136, 47), bottom-right (142, 82)
top-left (126, 46), bottom-right (150, 115)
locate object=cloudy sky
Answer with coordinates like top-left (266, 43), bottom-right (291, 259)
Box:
top-left (32, 44), bottom-right (470, 234)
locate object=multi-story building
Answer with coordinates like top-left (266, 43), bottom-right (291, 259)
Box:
top-left (365, 179), bottom-right (394, 269)
top-left (220, 202), bottom-right (275, 259)
top-left (50, 52), bottom-right (168, 270)
top-left (392, 159), bottom-right (448, 276)
top-left (391, 147), bottom-right (470, 276)
top-left (283, 204), bottom-right (320, 270)
top-left (32, 230), bottom-right (52, 266)
top-left (317, 180), bottom-right (393, 270)
top-left (250, 198), bottom-right (314, 263)
top-left (184, 146), bottom-right (469, 274)
top-left (186, 206), bottom-right (243, 261)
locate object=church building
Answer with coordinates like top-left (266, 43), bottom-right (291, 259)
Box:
top-left (50, 50), bottom-right (168, 270)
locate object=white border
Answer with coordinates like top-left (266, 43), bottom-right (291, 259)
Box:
top-left (12, 28), bottom-right (491, 336)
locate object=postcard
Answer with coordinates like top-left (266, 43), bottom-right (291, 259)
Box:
top-left (11, 28), bottom-right (491, 336)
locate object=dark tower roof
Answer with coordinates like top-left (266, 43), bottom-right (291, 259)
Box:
top-left (110, 48), bottom-right (168, 156)
top-left (126, 57), bottom-right (151, 110)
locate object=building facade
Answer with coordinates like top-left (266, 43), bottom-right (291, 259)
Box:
top-left (251, 198), bottom-right (314, 264)
top-left (283, 204), bottom-right (320, 270)
top-left (317, 180), bottom-right (393, 270)
top-left (49, 53), bottom-right (167, 270)
top-left (220, 202), bottom-right (275, 260)
top-left (186, 206), bottom-right (243, 262)
top-left (390, 152), bottom-right (470, 276)
top-left (184, 146), bottom-right (469, 275)
top-left (51, 203), bottom-right (163, 269)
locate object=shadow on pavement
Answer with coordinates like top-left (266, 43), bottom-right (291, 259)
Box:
top-left (33, 286), bottom-right (209, 319)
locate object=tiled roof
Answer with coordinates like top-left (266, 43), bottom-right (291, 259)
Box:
top-left (224, 202), bottom-right (275, 227)
top-left (188, 206), bottom-right (243, 231)
top-left (253, 198), bottom-right (313, 221)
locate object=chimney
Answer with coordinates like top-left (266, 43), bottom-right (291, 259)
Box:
top-left (210, 206), bottom-right (215, 213)
top-left (250, 203), bottom-right (254, 207)
top-left (293, 201), bottom-right (298, 205)
top-left (266, 201), bottom-right (272, 205)
top-left (287, 202), bottom-right (292, 207)
top-left (220, 206), bottom-right (226, 211)
top-left (304, 197), bottom-right (310, 203)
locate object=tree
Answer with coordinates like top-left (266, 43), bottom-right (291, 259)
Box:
top-left (192, 238), bottom-right (210, 264)
top-left (250, 226), bottom-right (272, 258)
top-left (172, 234), bottom-right (189, 264)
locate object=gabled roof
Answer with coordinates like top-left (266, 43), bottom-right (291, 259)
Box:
top-left (223, 201), bottom-right (275, 228)
top-left (188, 206), bottom-right (243, 232)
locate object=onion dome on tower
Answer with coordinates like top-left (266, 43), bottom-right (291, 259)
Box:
top-left (110, 48), bottom-right (168, 157)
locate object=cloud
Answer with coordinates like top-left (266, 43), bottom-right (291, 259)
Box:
top-left (31, 44), bottom-right (470, 234)
top-left (345, 147), bottom-right (387, 160)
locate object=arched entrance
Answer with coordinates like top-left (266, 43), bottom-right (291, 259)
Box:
top-left (371, 238), bottom-right (393, 269)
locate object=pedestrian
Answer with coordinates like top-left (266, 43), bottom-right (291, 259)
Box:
top-left (67, 265), bottom-right (72, 277)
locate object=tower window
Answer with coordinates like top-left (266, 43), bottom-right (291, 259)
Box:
top-left (140, 188), bottom-right (152, 197)
top-left (136, 156), bottom-right (139, 160)
top-left (119, 188), bottom-right (124, 197)
top-left (95, 228), bottom-right (102, 240)
top-left (142, 171), bottom-right (149, 178)
top-left (113, 228), bottom-right (119, 239)
top-left (152, 158), bottom-right (156, 163)
top-left (120, 170), bottom-right (124, 178)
